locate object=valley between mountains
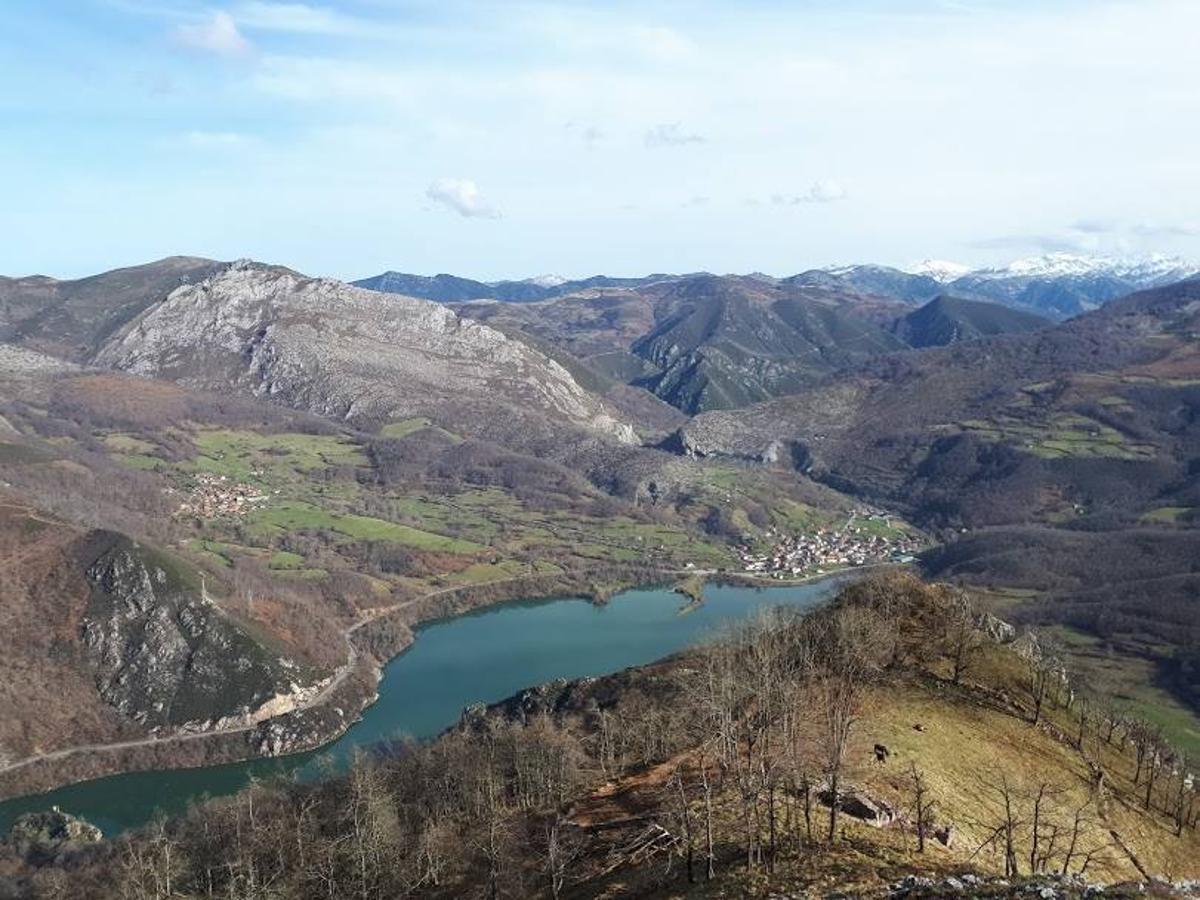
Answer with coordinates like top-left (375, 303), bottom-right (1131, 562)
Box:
top-left (0, 254), bottom-right (1198, 896)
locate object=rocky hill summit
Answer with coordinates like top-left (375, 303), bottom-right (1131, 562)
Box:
top-left (94, 262), bottom-right (635, 442)
top-left (80, 532), bottom-right (314, 731)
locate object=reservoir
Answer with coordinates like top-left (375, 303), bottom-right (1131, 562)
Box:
top-left (0, 579), bottom-right (845, 835)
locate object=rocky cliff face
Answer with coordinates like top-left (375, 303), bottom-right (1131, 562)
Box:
top-left (95, 262), bottom-right (635, 443)
top-left (79, 533), bottom-right (311, 730)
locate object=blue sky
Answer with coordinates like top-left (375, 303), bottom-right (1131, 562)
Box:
top-left (1, 0), bottom-right (1197, 280)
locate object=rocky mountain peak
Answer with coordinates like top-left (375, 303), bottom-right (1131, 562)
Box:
top-left (94, 263), bottom-right (636, 443)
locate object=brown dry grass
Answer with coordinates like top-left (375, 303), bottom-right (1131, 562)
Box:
top-left (568, 641), bottom-right (1200, 896)
top-left (53, 373), bottom-right (191, 426)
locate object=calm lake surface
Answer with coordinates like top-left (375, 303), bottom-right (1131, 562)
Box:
top-left (0, 579), bottom-right (845, 835)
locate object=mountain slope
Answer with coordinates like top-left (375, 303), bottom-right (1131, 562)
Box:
top-left (672, 280), bottom-right (1200, 701)
top-left (0, 503), bottom-right (320, 764)
top-left (352, 271), bottom-right (541, 302)
top-left (447, 275), bottom-right (906, 414)
top-left (891, 295), bottom-right (1050, 348)
top-left (676, 280), bottom-right (1200, 512)
top-left (0, 256), bottom-right (225, 361)
top-left (93, 261), bottom-right (635, 443)
top-left (629, 276), bottom-right (906, 412)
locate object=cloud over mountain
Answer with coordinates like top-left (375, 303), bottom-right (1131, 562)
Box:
top-left (426, 179), bottom-right (501, 219)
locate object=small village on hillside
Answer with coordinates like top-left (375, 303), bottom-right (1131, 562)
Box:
top-left (173, 473), bottom-right (270, 519)
top-left (738, 506), bottom-right (921, 578)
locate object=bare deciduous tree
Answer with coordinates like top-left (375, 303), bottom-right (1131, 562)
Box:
top-left (944, 591), bottom-right (984, 686)
top-left (802, 605), bottom-right (888, 843)
top-left (908, 764), bottom-right (934, 854)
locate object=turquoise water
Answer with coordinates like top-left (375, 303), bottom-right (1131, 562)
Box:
top-left (0, 580), bottom-right (844, 835)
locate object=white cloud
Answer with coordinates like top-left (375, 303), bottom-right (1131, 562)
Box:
top-left (769, 180), bottom-right (848, 206)
top-left (1069, 219), bottom-right (1115, 235)
top-left (524, 13), bottom-right (696, 66)
top-left (173, 11), bottom-right (252, 56)
top-left (425, 179), bottom-right (501, 219)
top-left (644, 122), bottom-right (706, 148)
top-left (803, 179), bottom-right (847, 203)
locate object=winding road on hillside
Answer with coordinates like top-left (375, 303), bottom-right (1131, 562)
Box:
top-left (0, 568), bottom-right (722, 783)
top-left (0, 574), bottom-right (530, 778)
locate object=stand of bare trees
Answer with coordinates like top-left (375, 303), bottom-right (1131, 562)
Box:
top-left (969, 771), bottom-right (1117, 879)
top-left (9, 571), bottom-right (1199, 899)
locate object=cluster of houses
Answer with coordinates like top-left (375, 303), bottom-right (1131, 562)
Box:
top-left (175, 473), bottom-right (269, 519)
top-left (738, 508), bottom-right (921, 578)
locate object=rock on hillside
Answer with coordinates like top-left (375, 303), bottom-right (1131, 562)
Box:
top-left (7, 808), bottom-right (103, 866)
top-left (0, 501), bottom-right (328, 765)
top-left (80, 532), bottom-right (316, 730)
top-left (95, 262), bottom-right (635, 443)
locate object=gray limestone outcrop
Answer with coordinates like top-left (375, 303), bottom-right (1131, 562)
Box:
top-left (95, 261), bottom-right (635, 443)
top-left (79, 533), bottom-right (312, 730)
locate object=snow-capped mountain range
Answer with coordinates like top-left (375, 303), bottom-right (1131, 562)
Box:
top-left (907, 252), bottom-right (1198, 285)
top-left (815, 253), bottom-right (1200, 318)
top-left (907, 260), bottom-right (973, 283)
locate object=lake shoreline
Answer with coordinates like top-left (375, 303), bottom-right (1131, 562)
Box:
top-left (0, 566), bottom-right (708, 802)
top-left (0, 568), bottom-right (864, 831)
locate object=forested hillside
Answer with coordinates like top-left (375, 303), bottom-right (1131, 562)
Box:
top-left (5, 575), bottom-right (1198, 898)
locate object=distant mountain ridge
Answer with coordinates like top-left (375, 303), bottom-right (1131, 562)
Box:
top-left (355, 257), bottom-right (1196, 413)
top-left (626, 275), bottom-right (906, 413)
top-left (357, 253), bottom-right (1199, 320)
top-left (352, 270), bottom-right (685, 303)
top-left (445, 275), bottom-right (912, 414)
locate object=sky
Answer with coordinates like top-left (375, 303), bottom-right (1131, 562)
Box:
top-left (1, 0), bottom-right (1198, 281)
